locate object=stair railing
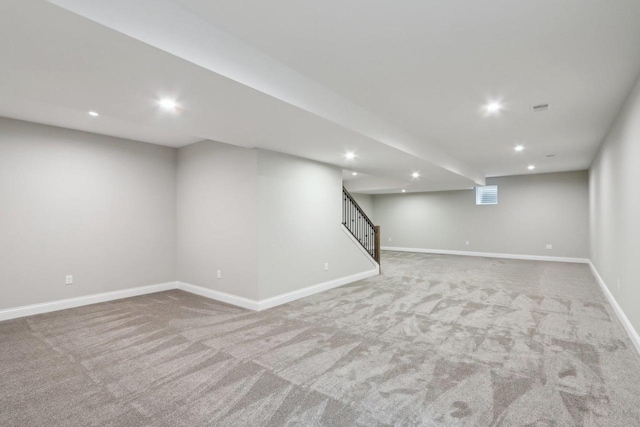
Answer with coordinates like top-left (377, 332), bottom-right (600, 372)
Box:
top-left (342, 187), bottom-right (380, 264)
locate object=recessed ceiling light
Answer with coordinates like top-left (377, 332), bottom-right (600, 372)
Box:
top-left (88, 111), bottom-right (99, 117)
top-left (515, 145), bottom-right (524, 152)
top-left (352, 172), bottom-right (357, 176)
top-left (345, 152), bottom-right (355, 160)
top-left (159, 99), bottom-right (178, 110)
top-left (528, 165), bottom-right (535, 170)
top-left (485, 102), bottom-right (502, 113)
top-left (412, 172), bottom-right (420, 178)
top-left (401, 189), bottom-right (406, 193)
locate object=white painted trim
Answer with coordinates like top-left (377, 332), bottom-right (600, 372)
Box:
top-left (381, 246), bottom-right (589, 264)
top-left (341, 224), bottom-right (379, 268)
top-left (0, 267), bottom-right (380, 322)
top-left (177, 267), bottom-right (379, 312)
top-left (589, 261), bottom-right (640, 355)
top-left (176, 282), bottom-right (260, 311)
top-left (256, 268), bottom-right (379, 310)
top-left (0, 281), bottom-right (177, 322)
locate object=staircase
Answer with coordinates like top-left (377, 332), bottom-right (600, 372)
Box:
top-left (342, 187), bottom-right (380, 264)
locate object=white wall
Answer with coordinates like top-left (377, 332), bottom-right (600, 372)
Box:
top-left (176, 140), bottom-right (259, 300)
top-left (0, 118), bottom-right (177, 310)
top-left (374, 171), bottom-right (589, 258)
top-left (258, 150), bottom-right (377, 300)
top-left (590, 73), bottom-right (640, 334)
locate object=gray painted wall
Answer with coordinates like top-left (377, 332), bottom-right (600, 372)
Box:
top-left (374, 171), bottom-right (589, 258)
top-left (176, 140), bottom-right (259, 300)
top-left (590, 74), bottom-right (640, 334)
top-left (0, 121), bottom-right (375, 310)
top-left (176, 145), bottom-right (376, 302)
top-left (258, 150), bottom-right (376, 300)
top-left (0, 118), bottom-right (177, 310)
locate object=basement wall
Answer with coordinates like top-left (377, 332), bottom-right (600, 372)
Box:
top-left (590, 73), bottom-right (640, 336)
top-left (373, 171), bottom-right (589, 259)
top-left (257, 150), bottom-right (377, 300)
top-left (176, 140), bottom-right (259, 300)
top-left (0, 117), bottom-right (177, 310)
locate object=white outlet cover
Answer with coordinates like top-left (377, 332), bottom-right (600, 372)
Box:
top-left (65, 275), bottom-right (73, 285)
top-left (546, 244), bottom-right (553, 249)
top-left (324, 263), bottom-right (329, 271)
top-left (217, 270), bottom-right (221, 279)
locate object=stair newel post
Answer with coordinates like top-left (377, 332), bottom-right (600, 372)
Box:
top-left (374, 226), bottom-right (381, 264)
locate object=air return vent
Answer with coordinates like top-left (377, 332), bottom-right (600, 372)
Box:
top-left (476, 185), bottom-right (498, 205)
top-left (532, 103), bottom-right (550, 112)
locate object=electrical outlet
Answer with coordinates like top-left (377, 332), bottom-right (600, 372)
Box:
top-left (217, 270), bottom-right (222, 279)
top-left (324, 263), bottom-right (329, 271)
top-left (465, 241), bottom-right (470, 246)
top-left (545, 244), bottom-right (553, 250)
top-left (65, 275), bottom-right (73, 285)
top-left (388, 237), bottom-right (392, 242)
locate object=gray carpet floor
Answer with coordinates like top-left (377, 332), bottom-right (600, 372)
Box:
top-left (2, 251), bottom-right (640, 426)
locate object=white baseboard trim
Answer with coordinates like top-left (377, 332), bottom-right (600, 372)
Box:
top-left (256, 267), bottom-right (379, 311)
top-left (177, 267), bottom-right (379, 312)
top-left (588, 261), bottom-right (640, 355)
top-left (0, 267), bottom-right (381, 322)
top-left (176, 282), bottom-right (260, 311)
top-left (381, 246), bottom-right (589, 264)
top-left (0, 281), bottom-right (177, 322)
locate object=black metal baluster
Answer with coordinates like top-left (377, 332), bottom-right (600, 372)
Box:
top-left (342, 187), bottom-right (379, 262)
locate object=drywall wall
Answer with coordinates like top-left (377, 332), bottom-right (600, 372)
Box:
top-left (177, 146), bottom-right (376, 302)
top-left (374, 171), bottom-right (589, 258)
top-left (590, 73), bottom-right (640, 335)
top-left (258, 150), bottom-right (377, 300)
top-left (0, 122), bottom-right (375, 313)
top-left (176, 140), bottom-right (259, 300)
top-left (351, 193), bottom-right (375, 222)
top-left (0, 117), bottom-right (177, 310)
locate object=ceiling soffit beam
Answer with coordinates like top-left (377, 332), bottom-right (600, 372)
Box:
top-left (48, 0), bottom-right (485, 186)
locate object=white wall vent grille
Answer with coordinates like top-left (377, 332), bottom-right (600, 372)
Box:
top-left (532, 103), bottom-right (550, 112)
top-left (476, 185), bottom-right (498, 205)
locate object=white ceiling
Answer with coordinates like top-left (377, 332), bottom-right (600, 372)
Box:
top-left (175, 0), bottom-right (640, 178)
top-left (2, 0), bottom-right (640, 193)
